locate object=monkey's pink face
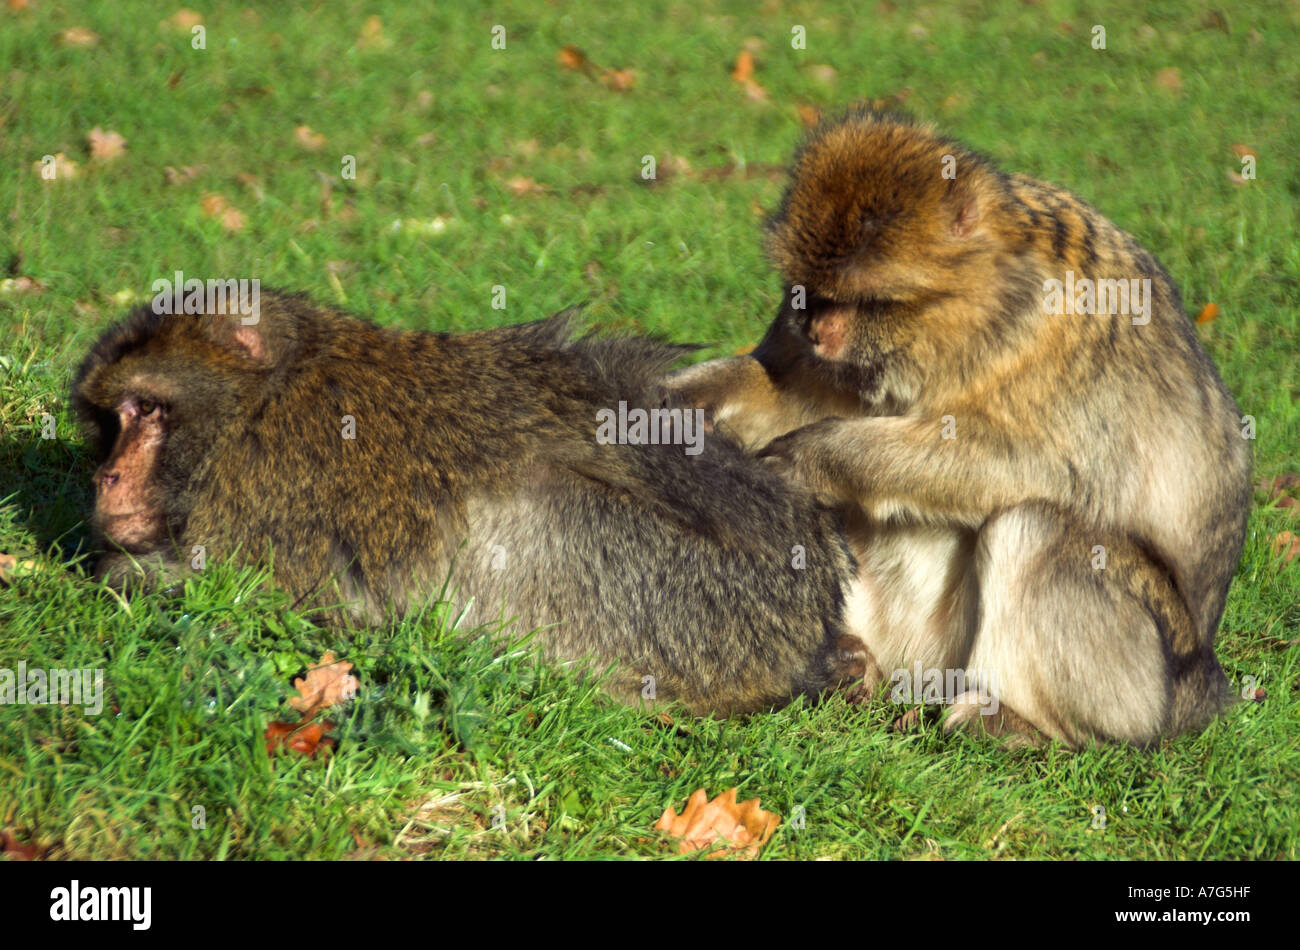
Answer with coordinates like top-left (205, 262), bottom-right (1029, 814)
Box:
top-left (94, 394), bottom-right (169, 550)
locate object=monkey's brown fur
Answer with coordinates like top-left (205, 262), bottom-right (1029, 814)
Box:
top-left (665, 109), bottom-right (1251, 745)
top-left (73, 291), bottom-right (870, 716)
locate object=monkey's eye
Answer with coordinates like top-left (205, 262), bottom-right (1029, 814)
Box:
top-left (137, 399), bottom-right (159, 417)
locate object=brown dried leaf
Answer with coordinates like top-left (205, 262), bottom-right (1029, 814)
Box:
top-left (163, 164), bottom-right (205, 185)
top-left (557, 44), bottom-right (593, 73)
top-left (797, 104), bottom-right (823, 128)
top-left (265, 719), bottom-right (336, 758)
top-left (161, 8), bottom-right (203, 31)
top-left (357, 14), bottom-right (388, 49)
top-left (87, 126), bottom-right (127, 161)
top-left (199, 192), bottom-right (246, 232)
top-left (731, 49), bottom-right (755, 83)
top-left (294, 124), bottom-right (327, 151)
top-left (1195, 302), bottom-right (1219, 324)
top-left (0, 830), bottom-right (42, 860)
top-left (600, 68), bottom-right (636, 92)
top-left (1230, 143), bottom-right (1258, 159)
top-left (1153, 67), bottom-right (1184, 93)
top-left (32, 152), bottom-right (78, 180)
top-left (1271, 531), bottom-right (1300, 564)
top-left (505, 175), bottom-right (545, 197)
top-left (289, 651), bottom-right (359, 713)
top-left (55, 27), bottom-right (99, 47)
top-left (654, 788), bottom-right (781, 859)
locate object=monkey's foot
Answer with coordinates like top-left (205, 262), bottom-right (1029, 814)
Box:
top-left (890, 705), bottom-right (943, 732)
top-left (942, 691), bottom-right (1046, 748)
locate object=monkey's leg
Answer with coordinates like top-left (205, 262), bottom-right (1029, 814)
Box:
top-left (947, 502), bottom-right (1219, 748)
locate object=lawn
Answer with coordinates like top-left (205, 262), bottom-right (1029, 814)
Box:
top-left (0, 0), bottom-right (1296, 860)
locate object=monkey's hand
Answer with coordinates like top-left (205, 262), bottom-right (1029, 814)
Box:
top-left (756, 418), bottom-right (854, 504)
top-left (661, 355), bottom-right (815, 452)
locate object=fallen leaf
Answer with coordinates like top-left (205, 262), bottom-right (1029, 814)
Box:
top-left (163, 164), bottom-right (205, 185)
top-left (356, 14), bottom-right (387, 49)
top-left (265, 719), bottom-right (336, 758)
top-left (1153, 67), bottom-right (1184, 93)
top-left (506, 176), bottom-right (545, 197)
top-left (1195, 302), bottom-right (1219, 324)
top-left (55, 27), bottom-right (99, 47)
top-left (654, 788), bottom-right (781, 859)
top-left (294, 124), bottom-right (327, 151)
top-left (0, 553), bottom-right (39, 583)
top-left (1271, 531), bottom-right (1300, 563)
top-left (0, 830), bottom-right (42, 860)
top-left (199, 192), bottom-right (246, 232)
top-left (0, 276), bottom-right (46, 295)
top-left (600, 68), bottom-right (636, 92)
top-left (557, 44), bottom-right (592, 73)
top-left (1231, 144), bottom-right (1258, 159)
top-left (731, 50), bottom-right (755, 83)
top-left (289, 651), bottom-right (359, 714)
top-left (161, 9), bottom-right (203, 31)
top-left (806, 64), bottom-right (838, 84)
top-left (87, 126), bottom-right (127, 161)
top-left (8, 0), bottom-right (31, 12)
top-left (797, 104), bottom-right (823, 127)
top-left (32, 152), bottom-right (78, 180)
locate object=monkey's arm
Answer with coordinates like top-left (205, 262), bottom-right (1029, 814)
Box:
top-left (759, 416), bottom-right (1070, 526)
top-left (662, 355), bottom-right (821, 451)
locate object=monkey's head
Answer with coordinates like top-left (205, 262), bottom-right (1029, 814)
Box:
top-left (72, 296), bottom-right (301, 552)
top-left (765, 109), bottom-right (1009, 374)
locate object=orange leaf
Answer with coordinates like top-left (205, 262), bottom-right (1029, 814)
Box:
top-left (265, 719), bottom-right (336, 758)
top-left (294, 124), bottom-right (327, 151)
top-left (161, 9), bottom-right (203, 31)
top-left (199, 192), bottom-right (246, 232)
top-left (600, 68), bottom-right (637, 92)
top-left (655, 788), bottom-right (781, 859)
top-left (87, 126), bottom-right (127, 161)
top-left (55, 27), bottom-right (99, 47)
top-left (797, 104), bottom-right (823, 128)
top-left (1230, 144), bottom-right (1258, 159)
top-left (1271, 531), bottom-right (1300, 564)
top-left (731, 50), bottom-right (755, 83)
top-left (289, 651), bottom-right (359, 714)
top-left (1195, 302), bottom-right (1219, 324)
top-left (506, 176), bottom-right (545, 197)
top-left (1153, 67), bottom-right (1183, 93)
top-left (557, 44), bottom-right (592, 72)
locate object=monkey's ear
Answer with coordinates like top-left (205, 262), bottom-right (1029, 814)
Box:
top-left (204, 315), bottom-right (279, 367)
top-left (948, 180), bottom-right (980, 239)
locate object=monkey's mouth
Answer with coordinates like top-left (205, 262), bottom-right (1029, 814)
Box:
top-left (98, 510), bottom-right (167, 549)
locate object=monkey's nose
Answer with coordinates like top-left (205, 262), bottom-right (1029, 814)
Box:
top-left (101, 472), bottom-right (120, 488)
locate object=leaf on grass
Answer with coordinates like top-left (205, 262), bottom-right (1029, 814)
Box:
top-left (356, 14), bottom-right (388, 49)
top-left (264, 719), bottom-right (336, 758)
top-left (600, 68), bottom-right (636, 92)
top-left (0, 830), bottom-right (43, 860)
top-left (199, 192), bottom-right (246, 232)
top-left (32, 152), bottom-right (78, 181)
top-left (294, 124), bottom-right (327, 151)
top-left (161, 9), bottom-right (203, 31)
top-left (289, 651), bottom-right (359, 713)
top-left (654, 788), bottom-right (780, 859)
top-left (1258, 474), bottom-right (1300, 511)
top-left (506, 176), bottom-right (545, 197)
top-left (163, 164), bottom-right (206, 186)
top-left (731, 50), bottom-right (769, 101)
top-left (0, 553), bottom-right (39, 583)
top-left (87, 126), bottom-right (127, 161)
top-left (1271, 531), bottom-right (1300, 564)
top-left (557, 44), bottom-right (593, 73)
top-left (1194, 302), bottom-right (1219, 324)
top-left (797, 104), bottom-right (823, 128)
top-left (55, 27), bottom-right (99, 47)
top-left (1230, 144), bottom-right (1257, 159)
top-left (0, 276), bottom-right (46, 295)
top-left (1153, 67), bottom-right (1184, 93)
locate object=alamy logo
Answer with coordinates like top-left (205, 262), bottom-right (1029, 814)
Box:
top-left (1042, 270), bottom-right (1151, 325)
top-left (596, 401), bottom-right (707, 456)
top-left (151, 270), bottom-right (261, 324)
top-left (889, 662), bottom-right (1000, 715)
top-left (0, 663), bottom-right (103, 714)
top-left (50, 880), bottom-right (151, 930)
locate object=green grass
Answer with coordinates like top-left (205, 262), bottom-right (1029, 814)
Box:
top-left (1, 0), bottom-right (1297, 860)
